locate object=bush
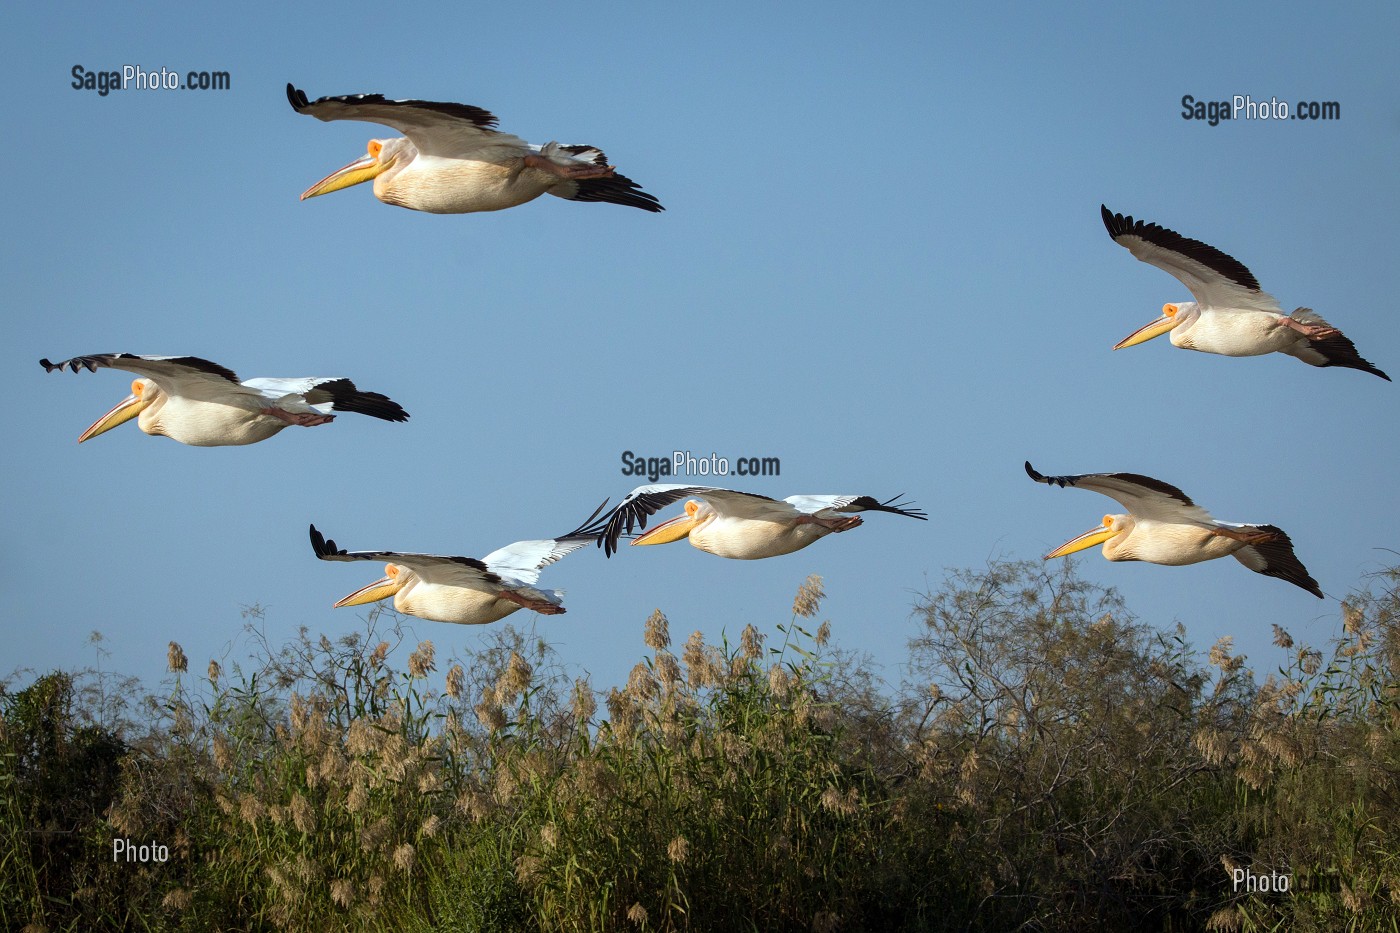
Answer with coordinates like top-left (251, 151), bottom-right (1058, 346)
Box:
top-left (2, 562), bottom-right (1398, 931)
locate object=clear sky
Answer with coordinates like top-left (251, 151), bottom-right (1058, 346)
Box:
top-left (3, 1), bottom-right (1397, 695)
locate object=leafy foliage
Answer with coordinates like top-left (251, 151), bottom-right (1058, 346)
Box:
top-left (2, 562), bottom-right (1399, 931)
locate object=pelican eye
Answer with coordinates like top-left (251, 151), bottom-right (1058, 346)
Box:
top-left (685, 501), bottom-right (700, 516)
top-left (385, 564), bottom-right (399, 577)
top-left (368, 140), bottom-right (383, 159)
top-left (1163, 303), bottom-right (1178, 317)
top-left (131, 379), bottom-right (144, 396)
top-left (1103, 515), bottom-right (1114, 529)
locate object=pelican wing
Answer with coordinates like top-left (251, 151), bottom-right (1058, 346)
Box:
top-left (40, 353), bottom-right (256, 404)
top-left (782, 494), bottom-right (928, 520)
top-left (1230, 525), bottom-right (1324, 598)
top-left (42, 352), bottom-right (238, 384)
top-left (287, 84), bottom-right (529, 159)
top-left (1281, 310), bottom-right (1391, 380)
top-left (1101, 205), bottom-right (1281, 313)
top-left (538, 144), bottom-right (664, 212)
top-left (240, 377), bottom-right (410, 422)
top-left (480, 499), bottom-right (612, 584)
top-left (309, 525), bottom-right (504, 589)
top-left (1025, 462), bottom-right (1216, 525)
top-left (600, 485), bottom-right (793, 556)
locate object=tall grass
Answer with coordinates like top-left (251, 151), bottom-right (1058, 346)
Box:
top-left (2, 562), bottom-right (1398, 931)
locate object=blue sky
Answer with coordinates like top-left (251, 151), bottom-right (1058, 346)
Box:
top-left (4, 1), bottom-right (1397, 695)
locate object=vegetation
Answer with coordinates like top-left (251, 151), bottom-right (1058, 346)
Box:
top-left (2, 560), bottom-right (1398, 931)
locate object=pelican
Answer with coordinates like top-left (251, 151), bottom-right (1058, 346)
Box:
top-left (1101, 205), bottom-right (1388, 379)
top-left (41, 353), bottom-right (408, 446)
top-left (287, 84), bottom-right (663, 214)
top-left (598, 485), bottom-right (928, 559)
top-left (309, 501), bottom-right (609, 624)
top-left (1026, 462), bottom-right (1322, 597)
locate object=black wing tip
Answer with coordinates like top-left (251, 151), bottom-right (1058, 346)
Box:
top-left (1100, 204), bottom-right (1121, 236)
top-left (1299, 324), bottom-right (1393, 380)
top-left (570, 174), bottom-right (666, 212)
top-left (874, 494), bottom-right (929, 520)
top-left (287, 83), bottom-right (308, 111)
top-left (559, 497), bottom-right (612, 543)
top-left (320, 380), bottom-right (411, 422)
top-left (309, 523), bottom-right (341, 558)
top-left (1026, 462), bottom-right (1069, 487)
top-left (40, 355), bottom-right (100, 374)
top-left (1249, 526), bottom-right (1324, 598)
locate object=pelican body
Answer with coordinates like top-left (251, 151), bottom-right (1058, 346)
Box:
top-left (599, 485), bottom-right (928, 559)
top-left (309, 501), bottom-right (609, 625)
top-left (1101, 205), bottom-right (1387, 379)
top-left (288, 84), bottom-right (663, 214)
top-left (42, 354), bottom-right (408, 447)
top-left (1026, 462), bottom-right (1322, 597)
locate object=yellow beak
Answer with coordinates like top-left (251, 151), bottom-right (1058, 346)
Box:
top-left (78, 394), bottom-right (149, 443)
top-left (632, 513), bottom-right (699, 547)
top-left (1045, 524), bottom-right (1117, 559)
top-left (333, 574), bottom-right (403, 608)
top-left (1113, 314), bottom-right (1180, 350)
top-left (300, 153), bottom-right (387, 200)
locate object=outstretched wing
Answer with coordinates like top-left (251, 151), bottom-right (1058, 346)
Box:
top-left (480, 499), bottom-right (611, 584)
top-left (1280, 310), bottom-right (1390, 380)
top-left (288, 84), bottom-right (529, 159)
top-left (40, 353), bottom-right (257, 405)
top-left (782, 494), bottom-right (928, 520)
top-left (1231, 525), bottom-right (1324, 598)
top-left (309, 525), bottom-right (503, 588)
top-left (539, 144), bottom-right (664, 212)
top-left (241, 377), bottom-right (409, 422)
top-left (42, 353), bottom-right (239, 384)
top-left (1101, 205), bottom-right (1281, 313)
top-left (1025, 461), bottom-right (1217, 525)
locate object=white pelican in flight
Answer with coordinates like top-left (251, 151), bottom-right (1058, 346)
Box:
top-left (1026, 462), bottom-right (1322, 597)
top-left (1101, 205), bottom-right (1388, 380)
top-left (598, 485), bottom-right (927, 559)
top-left (287, 84), bottom-right (663, 214)
top-left (309, 502), bottom-right (609, 624)
top-left (41, 353), bottom-right (408, 446)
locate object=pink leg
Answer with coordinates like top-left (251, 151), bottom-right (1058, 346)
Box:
top-left (796, 514), bottom-right (864, 533)
top-left (523, 152), bottom-right (616, 180)
top-left (262, 408), bottom-right (335, 427)
top-left (1280, 317), bottom-right (1339, 340)
top-left (1211, 527), bottom-right (1279, 545)
top-left (500, 590), bottom-right (566, 615)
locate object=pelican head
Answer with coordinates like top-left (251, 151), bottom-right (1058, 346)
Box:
top-left (78, 378), bottom-right (155, 442)
top-left (1045, 513), bottom-right (1134, 561)
top-left (333, 562), bottom-right (408, 608)
top-left (300, 138), bottom-right (409, 200)
top-left (632, 500), bottom-right (706, 547)
top-left (1113, 302), bottom-right (1199, 350)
